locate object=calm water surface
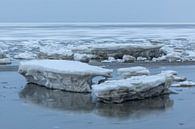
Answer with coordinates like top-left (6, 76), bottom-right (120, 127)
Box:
top-left (0, 64), bottom-right (195, 129)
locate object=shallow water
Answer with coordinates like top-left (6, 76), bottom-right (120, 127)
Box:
top-left (0, 64), bottom-right (195, 129)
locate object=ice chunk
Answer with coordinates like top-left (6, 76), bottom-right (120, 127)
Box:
top-left (165, 52), bottom-right (182, 62)
top-left (0, 58), bottom-right (11, 64)
top-left (172, 81), bottom-right (195, 87)
top-left (0, 49), bottom-right (11, 64)
top-left (92, 74), bottom-right (172, 103)
top-left (0, 49), bottom-right (7, 59)
top-left (160, 70), bottom-right (186, 82)
top-left (122, 55), bottom-right (136, 63)
top-left (137, 57), bottom-right (147, 61)
top-left (171, 75), bottom-right (187, 82)
top-left (38, 46), bottom-right (73, 60)
top-left (103, 57), bottom-right (116, 63)
top-left (73, 53), bottom-right (96, 63)
top-left (154, 51), bottom-right (183, 62)
top-left (161, 70), bottom-right (178, 75)
top-left (101, 57), bottom-right (124, 63)
top-left (117, 66), bottom-right (150, 79)
top-left (186, 51), bottom-right (195, 61)
top-left (19, 60), bottom-right (112, 92)
top-left (156, 46), bottom-right (188, 62)
top-left (160, 46), bottom-right (174, 55)
top-left (14, 52), bottom-right (37, 60)
top-left (72, 43), bottom-right (163, 60)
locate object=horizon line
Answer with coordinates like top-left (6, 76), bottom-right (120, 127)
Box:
top-left (1, 22), bottom-right (195, 24)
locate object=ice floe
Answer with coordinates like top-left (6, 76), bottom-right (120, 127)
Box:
top-left (0, 49), bottom-right (11, 64)
top-left (137, 57), bottom-right (147, 61)
top-left (160, 70), bottom-right (178, 76)
top-left (72, 43), bottom-right (163, 60)
top-left (18, 60), bottom-right (112, 92)
top-left (14, 52), bottom-right (37, 60)
top-left (38, 46), bottom-right (73, 60)
top-left (160, 70), bottom-right (186, 81)
top-left (122, 55), bottom-right (136, 63)
top-left (1, 23), bottom-right (195, 63)
top-left (101, 57), bottom-right (116, 63)
top-left (172, 81), bottom-right (195, 87)
top-left (73, 53), bottom-right (96, 63)
top-left (0, 49), bottom-right (8, 59)
top-left (92, 74), bottom-right (172, 103)
top-left (0, 58), bottom-right (11, 64)
top-left (117, 66), bottom-right (150, 79)
top-left (1, 38), bottom-right (195, 63)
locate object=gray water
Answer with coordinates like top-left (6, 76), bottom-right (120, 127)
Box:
top-left (0, 64), bottom-right (195, 129)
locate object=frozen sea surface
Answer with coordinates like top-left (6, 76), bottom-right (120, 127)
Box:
top-left (0, 23), bottom-right (195, 61)
top-left (0, 64), bottom-right (195, 129)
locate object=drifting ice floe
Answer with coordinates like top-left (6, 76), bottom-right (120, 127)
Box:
top-left (1, 24), bottom-right (195, 63)
top-left (72, 43), bottom-right (163, 60)
top-left (73, 53), bottom-right (96, 63)
top-left (0, 49), bottom-right (11, 64)
top-left (0, 58), bottom-right (11, 64)
top-left (160, 70), bottom-right (178, 75)
top-left (172, 81), bottom-right (195, 87)
top-left (1, 39), bottom-right (195, 63)
top-left (186, 51), bottom-right (195, 61)
top-left (0, 49), bottom-right (5, 59)
top-left (14, 52), bottom-right (37, 60)
top-left (153, 46), bottom-right (195, 62)
top-left (160, 70), bottom-right (195, 87)
top-left (160, 70), bottom-right (187, 82)
top-left (122, 55), bottom-right (136, 63)
top-left (117, 66), bottom-right (150, 79)
top-left (92, 74), bottom-right (172, 103)
top-left (18, 60), bottom-right (112, 92)
top-left (38, 46), bottom-right (73, 60)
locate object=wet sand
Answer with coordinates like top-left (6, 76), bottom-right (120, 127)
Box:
top-left (0, 64), bottom-right (195, 129)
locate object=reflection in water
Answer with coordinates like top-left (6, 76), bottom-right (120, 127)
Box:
top-left (19, 84), bottom-right (174, 119)
top-left (19, 84), bottom-right (94, 112)
top-left (95, 96), bottom-right (173, 119)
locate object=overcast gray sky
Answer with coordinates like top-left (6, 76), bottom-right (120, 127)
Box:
top-left (0, 0), bottom-right (195, 23)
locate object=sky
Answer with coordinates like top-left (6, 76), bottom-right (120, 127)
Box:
top-left (0, 0), bottom-right (195, 23)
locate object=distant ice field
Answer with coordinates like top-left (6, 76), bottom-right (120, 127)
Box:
top-left (0, 23), bottom-right (195, 62)
top-left (0, 23), bottom-right (195, 40)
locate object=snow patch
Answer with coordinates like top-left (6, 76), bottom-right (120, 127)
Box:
top-left (19, 60), bottom-right (112, 76)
